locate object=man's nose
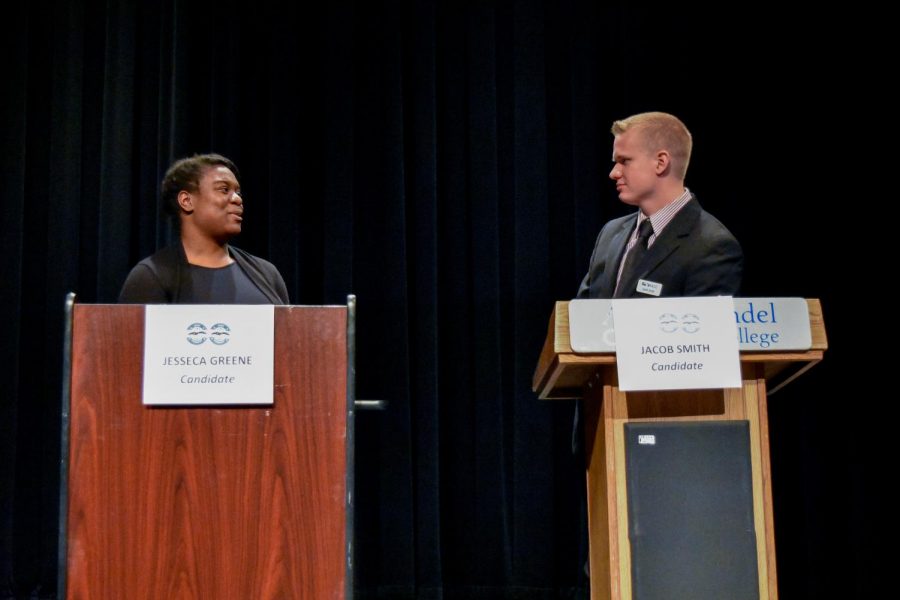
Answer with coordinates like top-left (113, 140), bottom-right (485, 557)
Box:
top-left (609, 165), bottom-right (620, 180)
top-left (231, 192), bottom-right (243, 204)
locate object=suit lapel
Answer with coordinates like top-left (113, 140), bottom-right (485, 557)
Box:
top-left (619, 198), bottom-right (702, 297)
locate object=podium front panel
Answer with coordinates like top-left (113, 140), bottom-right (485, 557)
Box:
top-left (64, 305), bottom-right (349, 600)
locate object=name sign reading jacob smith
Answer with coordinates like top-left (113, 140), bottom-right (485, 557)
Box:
top-left (612, 297), bottom-right (741, 391)
top-left (143, 305), bottom-right (275, 405)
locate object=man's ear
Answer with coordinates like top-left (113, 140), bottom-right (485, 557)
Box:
top-left (655, 150), bottom-right (671, 175)
top-left (177, 190), bottom-right (193, 213)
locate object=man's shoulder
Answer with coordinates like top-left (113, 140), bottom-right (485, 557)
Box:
top-left (598, 211), bottom-right (637, 237)
top-left (607, 211), bottom-right (638, 227)
top-left (682, 195), bottom-right (738, 242)
top-left (695, 205), bottom-right (740, 243)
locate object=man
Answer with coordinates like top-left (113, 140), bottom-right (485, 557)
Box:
top-left (572, 114), bottom-right (743, 585)
top-left (577, 112), bottom-right (742, 299)
top-left (118, 154), bottom-right (289, 304)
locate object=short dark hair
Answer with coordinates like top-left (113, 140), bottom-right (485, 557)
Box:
top-left (161, 153), bottom-right (240, 219)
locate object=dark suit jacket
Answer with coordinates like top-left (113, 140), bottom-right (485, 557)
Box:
top-left (576, 195), bottom-right (742, 299)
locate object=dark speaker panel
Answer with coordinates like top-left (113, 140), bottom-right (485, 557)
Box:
top-left (624, 421), bottom-right (759, 600)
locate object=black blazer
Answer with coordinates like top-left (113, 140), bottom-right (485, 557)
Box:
top-left (576, 195), bottom-right (742, 299)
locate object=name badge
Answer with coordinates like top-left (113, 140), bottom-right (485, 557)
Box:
top-left (636, 279), bottom-right (662, 296)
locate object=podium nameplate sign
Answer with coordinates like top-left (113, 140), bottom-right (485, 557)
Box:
top-left (143, 305), bottom-right (275, 405)
top-left (611, 297), bottom-right (741, 391)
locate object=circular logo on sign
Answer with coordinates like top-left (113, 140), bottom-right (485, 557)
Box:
top-left (681, 313), bottom-right (701, 334)
top-left (658, 313), bottom-right (679, 333)
top-left (209, 322), bottom-right (231, 345)
top-left (187, 322), bottom-right (208, 345)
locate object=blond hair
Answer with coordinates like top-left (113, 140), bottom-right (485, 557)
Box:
top-left (611, 112), bottom-right (693, 180)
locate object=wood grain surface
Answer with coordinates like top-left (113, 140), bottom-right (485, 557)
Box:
top-left (66, 305), bottom-right (348, 599)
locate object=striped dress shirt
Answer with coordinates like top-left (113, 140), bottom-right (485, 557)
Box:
top-left (614, 188), bottom-right (693, 294)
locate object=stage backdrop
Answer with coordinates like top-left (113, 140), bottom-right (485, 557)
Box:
top-left (1, 1), bottom-right (875, 598)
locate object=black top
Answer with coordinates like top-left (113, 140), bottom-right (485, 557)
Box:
top-left (181, 263), bottom-right (272, 304)
top-left (118, 243), bottom-right (290, 304)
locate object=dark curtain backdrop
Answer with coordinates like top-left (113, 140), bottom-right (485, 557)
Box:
top-left (1, 1), bottom-right (879, 598)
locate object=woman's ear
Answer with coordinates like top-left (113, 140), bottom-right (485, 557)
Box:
top-left (177, 190), bottom-right (193, 213)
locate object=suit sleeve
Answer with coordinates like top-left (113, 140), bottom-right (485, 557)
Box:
top-left (576, 267), bottom-right (593, 299)
top-left (575, 225), bottom-right (609, 299)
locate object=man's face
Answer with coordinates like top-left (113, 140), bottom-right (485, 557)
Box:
top-left (608, 129), bottom-right (660, 206)
top-left (185, 165), bottom-right (243, 241)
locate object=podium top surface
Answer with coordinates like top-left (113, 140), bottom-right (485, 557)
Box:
top-left (532, 298), bottom-right (827, 400)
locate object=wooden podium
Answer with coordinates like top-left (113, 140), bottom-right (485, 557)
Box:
top-left (58, 297), bottom-right (355, 599)
top-left (533, 299), bottom-right (826, 600)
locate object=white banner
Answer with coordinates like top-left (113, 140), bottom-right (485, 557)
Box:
top-left (569, 297), bottom-right (812, 353)
top-left (143, 305), bottom-right (275, 405)
top-left (733, 298), bottom-right (811, 351)
top-left (612, 297), bottom-right (741, 391)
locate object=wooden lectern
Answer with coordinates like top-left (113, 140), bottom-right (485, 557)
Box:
top-left (533, 300), bottom-right (826, 600)
top-left (58, 297), bottom-right (355, 599)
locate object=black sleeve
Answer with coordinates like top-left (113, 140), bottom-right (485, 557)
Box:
top-left (576, 233), bottom-right (600, 299)
top-left (273, 269), bottom-right (290, 304)
top-left (118, 264), bottom-right (168, 303)
top-left (576, 221), bottom-right (612, 299)
top-left (257, 257), bottom-right (290, 304)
